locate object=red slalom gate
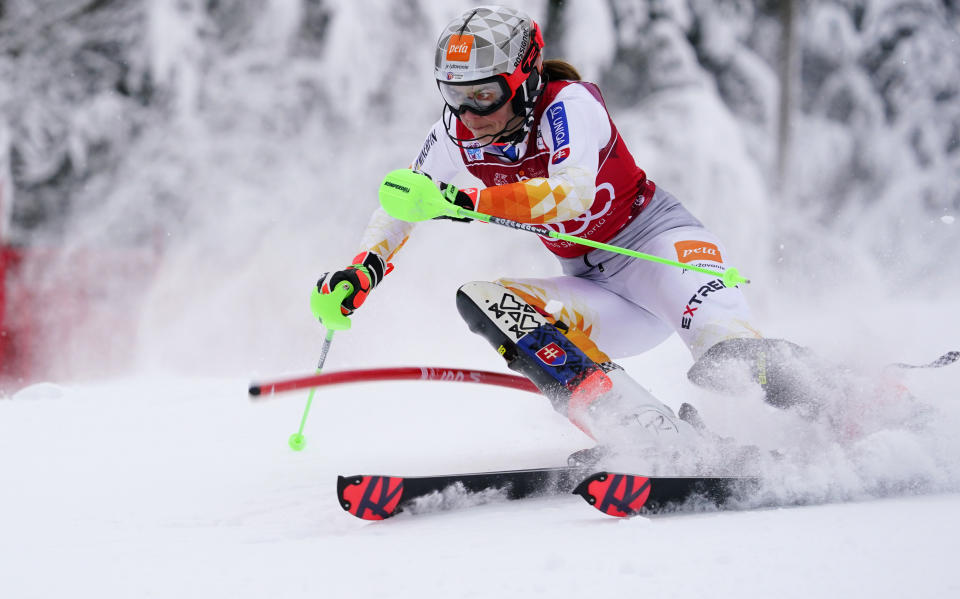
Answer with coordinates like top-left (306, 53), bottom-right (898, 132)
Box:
top-left (0, 245), bottom-right (26, 383)
top-left (249, 366), bottom-right (540, 397)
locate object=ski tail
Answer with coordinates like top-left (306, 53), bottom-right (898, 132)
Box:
top-left (337, 475), bottom-right (405, 520)
top-left (573, 473), bottom-right (760, 517)
top-left (337, 467), bottom-right (581, 520)
top-left (891, 350), bottom-right (959, 369)
top-left (573, 472), bottom-right (652, 517)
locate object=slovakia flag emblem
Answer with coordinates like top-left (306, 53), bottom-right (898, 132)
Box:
top-left (551, 147), bottom-right (570, 164)
top-left (536, 342), bottom-right (567, 366)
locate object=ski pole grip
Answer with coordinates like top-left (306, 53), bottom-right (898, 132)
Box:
top-left (379, 168), bottom-right (460, 222)
top-left (310, 281), bottom-right (354, 331)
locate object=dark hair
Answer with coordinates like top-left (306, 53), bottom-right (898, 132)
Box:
top-left (543, 59), bottom-right (581, 81)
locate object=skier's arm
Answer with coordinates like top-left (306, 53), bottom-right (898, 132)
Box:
top-left (356, 121), bottom-right (463, 261)
top-left (475, 88), bottom-right (610, 224)
top-left (357, 206), bottom-right (413, 262)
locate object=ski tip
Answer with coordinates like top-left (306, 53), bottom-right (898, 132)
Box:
top-left (572, 472), bottom-right (651, 518)
top-left (248, 384), bottom-right (261, 397)
top-left (337, 475), bottom-right (406, 521)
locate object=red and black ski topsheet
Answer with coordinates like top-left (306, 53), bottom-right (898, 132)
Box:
top-left (572, 472), bottom-right (652, 517)
top-left (337, 467), bottom-right (757, 520)
top-left (570, 472), bottom-right (750, 516)
top-left (337, 475), bottom-right (406, 520)
top-left (337, 467), bottom-right (581, 520)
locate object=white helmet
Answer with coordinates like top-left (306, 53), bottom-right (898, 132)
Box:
top-left (434, 6), bottom-right (545, 145)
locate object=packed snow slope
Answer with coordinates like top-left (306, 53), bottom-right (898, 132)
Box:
top-left (2, 297), bottom-right (959, 598)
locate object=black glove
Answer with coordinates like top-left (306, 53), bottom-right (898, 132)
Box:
top-left (436, 182), bottom-right (476, 222)
top-left (317, 251), bottom-right (392, 315)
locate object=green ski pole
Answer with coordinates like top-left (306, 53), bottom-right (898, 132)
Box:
top-left (378, 168), bottom-right (751, 288)
top-left (288, 280), bottom-right (354, 452)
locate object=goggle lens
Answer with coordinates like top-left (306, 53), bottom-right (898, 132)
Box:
top-left (438, 78), bottom-right (511, 116)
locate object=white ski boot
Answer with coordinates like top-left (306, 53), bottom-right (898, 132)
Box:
top-left (567, 366), bottom-right (701, 472)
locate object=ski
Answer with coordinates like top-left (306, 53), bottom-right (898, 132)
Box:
top-left (890, 350), bottom-right (959, 369)
top-left (336, 466), bottom-right (758, 520)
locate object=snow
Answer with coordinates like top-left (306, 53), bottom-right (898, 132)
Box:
top-left (4, 293), bottom-right (960, 597)
top-left (3, 338), bottom-right (960, 597)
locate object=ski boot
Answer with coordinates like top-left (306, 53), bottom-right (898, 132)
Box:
top-left (687, 338), bottom-right (833, 419)
top-left (680, 402), bottom-right (775, 473)
top-left (686, 337), bottom-right (935, 441)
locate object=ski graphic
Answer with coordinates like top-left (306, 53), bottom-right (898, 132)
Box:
top-left (891, 350), bottom-right (959, 369)
top-left (336, 466), bottom-right (758, 520)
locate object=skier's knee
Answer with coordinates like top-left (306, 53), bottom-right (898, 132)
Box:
top-left (455, 281), bottom-right (601, 412)
top-left (494, 279), bottom-right (612, 364)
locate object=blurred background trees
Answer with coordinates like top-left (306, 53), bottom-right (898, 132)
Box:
top-left (1, 0), bottom-right (957, 379)
top-left (3, 0), bottom-right (956, 254)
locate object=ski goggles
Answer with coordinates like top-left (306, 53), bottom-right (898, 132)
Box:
top-left (437, 75), bottom-right (514, 116)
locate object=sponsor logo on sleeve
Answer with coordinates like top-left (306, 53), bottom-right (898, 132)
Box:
top-left (413, 130), bottom-right (438, 170)
top-left (446, 35), bottom-right (474, 62)
top-left (674, 240), bottom-right (723, 264)
top-left (546, 103), bottom-right (570, 149)
top-left (551, 147), bottom-right (570, 164)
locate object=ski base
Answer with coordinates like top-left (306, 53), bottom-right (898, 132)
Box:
top-left (337, 466), bottom-right (758, 520)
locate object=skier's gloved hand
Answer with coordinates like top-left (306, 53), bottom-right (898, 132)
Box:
top-left (317, 251), bottom-right (393, 315)
top-left (436, 182), bottom-right (477, 223)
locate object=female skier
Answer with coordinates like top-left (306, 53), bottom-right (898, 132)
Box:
top-left (319, 6), bottom-right (786, 455)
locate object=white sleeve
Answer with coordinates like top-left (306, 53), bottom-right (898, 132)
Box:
top-left (542, 85), bottom-right (611, 181)
top-left (411, 120), bottom-right (464, 181)
top-left (357, 122), bottom-right (466, 261)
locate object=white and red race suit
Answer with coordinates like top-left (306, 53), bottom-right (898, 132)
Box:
top-left (356, 79), bottom-right (760, 362)
top-left (448, 80), bottom-right (653, 258)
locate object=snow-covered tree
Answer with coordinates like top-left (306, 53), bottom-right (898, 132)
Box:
top-left (0, 0), bottom-right (151, 242)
